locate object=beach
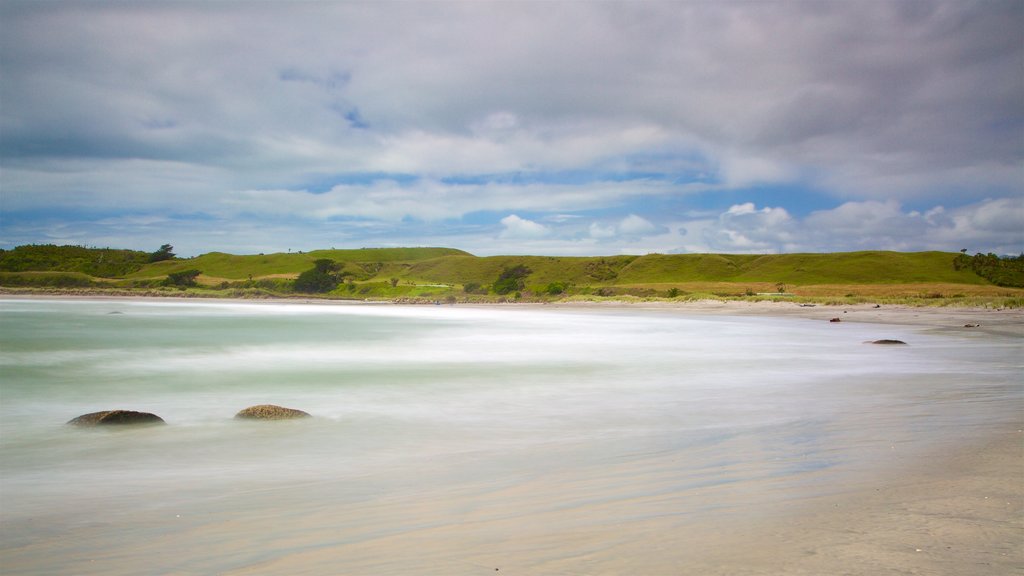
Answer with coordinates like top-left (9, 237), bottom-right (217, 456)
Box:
top-left (0, 296), bottom-right (1020, 575)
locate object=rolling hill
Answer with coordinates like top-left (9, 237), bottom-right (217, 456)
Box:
top-left (2, 244), bottom-right (1021, 304)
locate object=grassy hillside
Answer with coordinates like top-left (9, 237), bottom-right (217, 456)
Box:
top-left (0, 245), bottom-right (150, 277)
top-left (391, 251), bottom-right (990, 288)
top-left (613, 251), bottom-right (989, 285)
top-left (401, 255), bottom-right (639, 286)
top-left (127, 247), bottom-right (471, 280)
top-left (4, 245), bottom-right (1021, 306)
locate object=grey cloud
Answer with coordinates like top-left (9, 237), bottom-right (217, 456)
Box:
top-left (1, 1), bottom-right (1020, 255)
top-left (5, 3), bottom-right (1020, 176)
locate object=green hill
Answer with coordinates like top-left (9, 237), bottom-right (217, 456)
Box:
top-left (3, 245), bottom-right (1022, 303)
top-left (126, 247), bottom-right (472, 280)
top-left (393, 251), bottom-right (993, 287)
top-left (0, 244), bottom-right (149, 277)
top-left (612, 251), bottom-right (989, 285)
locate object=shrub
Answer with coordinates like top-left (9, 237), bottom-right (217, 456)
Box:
top-left (585, 259), bottom-right (619, 281)
top-left (294, 259), bottom-right (341, 293)
top-left (545, 281), bottom-right (568, 295)
top-left (954, 252), bottom-right (1024, 287)
top-left (163, 269), bottom-right (201, 287)
top-left (493, 264), bottom-right (531, 295)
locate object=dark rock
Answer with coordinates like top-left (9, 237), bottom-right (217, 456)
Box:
top-left (67, 410), bottom-right (165, 426)
top-left (869, 339), bottom-right (907, 345)
top-left (964, 323), bottom-right (980, 328)
top-left (235, 404), bottom-right (311, 420)
top-left (829, 317), bottom-right (841, 323)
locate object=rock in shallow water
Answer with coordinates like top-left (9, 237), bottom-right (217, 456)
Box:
top-left (67, 410), bottom-right (165, 426)
top-left (869, 339), bottom-right (908, 345)
top-left (234, 404), bottom-right (311, 420)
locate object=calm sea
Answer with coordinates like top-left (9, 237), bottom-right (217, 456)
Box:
top-left (0, 298), bottom-right (1020, 574)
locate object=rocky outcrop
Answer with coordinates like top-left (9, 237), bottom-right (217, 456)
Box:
top-left (234, 404), bottom-right (311, 420)
top-left (67, 410), bottom-right (165, 426)
top-left (868, 339), bottom-right (907, 345)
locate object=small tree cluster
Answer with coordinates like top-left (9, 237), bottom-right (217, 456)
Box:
top-left (294, 259), bottom-right (342, 293)
top-left (163, 269), bottom-right (201, 287)
top-left (148, 244), bottom-right (176, 263)
top-left (954, 250), bottom-right (1024, 287)
top-left (492, 264), bottom-right (531, 295)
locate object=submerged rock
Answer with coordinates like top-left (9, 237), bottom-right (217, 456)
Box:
top-left (235, 404), bottom-right (311, 420)
top-left (67, 410), bottom-right (165, 426)
top-left (868, 339), bottom-right (908, 345)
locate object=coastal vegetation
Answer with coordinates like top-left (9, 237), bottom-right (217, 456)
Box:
top-left (1, 244), bottom-right (1022, 307)
top-left (953, 250), bottom-right (1024, 287)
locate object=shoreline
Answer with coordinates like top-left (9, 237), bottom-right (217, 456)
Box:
top-left (4, 291), bottom-right (1022, 336)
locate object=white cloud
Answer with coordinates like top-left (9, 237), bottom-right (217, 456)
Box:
top-left (587, 214), bottom-right (662, 241)
top-left (725, 203), bottom-right (757, 216)
top-left (702, 203), bottom-right (796, 253)
top-left (618, 214), bottom-right (658, 235)
top-left (499, 214), bottom-right (549, 239)
top-left (588, 222), bottom-right (617, 239)
top-left (683, 197), bottom-right (1024, 255)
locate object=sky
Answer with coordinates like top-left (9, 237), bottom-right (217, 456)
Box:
top-left (1, 1), bottom-right (1021, 257)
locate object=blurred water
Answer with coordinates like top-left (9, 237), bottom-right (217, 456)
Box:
top-left (0, 299), bottom-right (1020, 574)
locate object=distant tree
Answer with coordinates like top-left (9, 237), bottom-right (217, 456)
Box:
top-left (163, 269), bottom-right (200, 287)
top-left (954, 252), bottom-right (1024, 287)
top-left (294, 259), bottom-right (341, 293)
top-left (493, 264), bottom-right (531, 295)
top-left (667, 287), bottom-right (680, 298)
top-left (148, 244), bottom-right (176, 263)
top-left (390, 277), bottom-right (400, 288)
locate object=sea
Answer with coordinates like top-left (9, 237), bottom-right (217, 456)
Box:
top-left (0, 298), bottom-right (1020, 574)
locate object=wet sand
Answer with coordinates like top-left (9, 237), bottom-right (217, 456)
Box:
top-left (3, 432), bottom-right (1019, 575)
top-left (210, 435), bottom-right (1021, 576)
top-left (545, 299), bottom-right (1024, 337)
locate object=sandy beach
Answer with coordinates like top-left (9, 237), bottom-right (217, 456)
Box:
top-left (4, 291), bottom-right (1023, 333)
top-left (0, 295), bottom-right (1020, 575)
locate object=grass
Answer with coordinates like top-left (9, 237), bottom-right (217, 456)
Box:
top-left (125, 247), bottom-right (470, 280)
top-left (4, 246), bottom-right (1023, 308)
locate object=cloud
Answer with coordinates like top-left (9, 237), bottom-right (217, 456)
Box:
top-left (688, 197), bottom-right (1024, 255)
top-left (618, 214), bottom-right (658, 235)
top-left (0, 1), bottom-right (1020, 256)
top-left (588, 222), bottom-right (617, 239)
top-left (702, 204), bottom-right (796, 253)
top-left (499, 215), bottom-right (549, 239)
